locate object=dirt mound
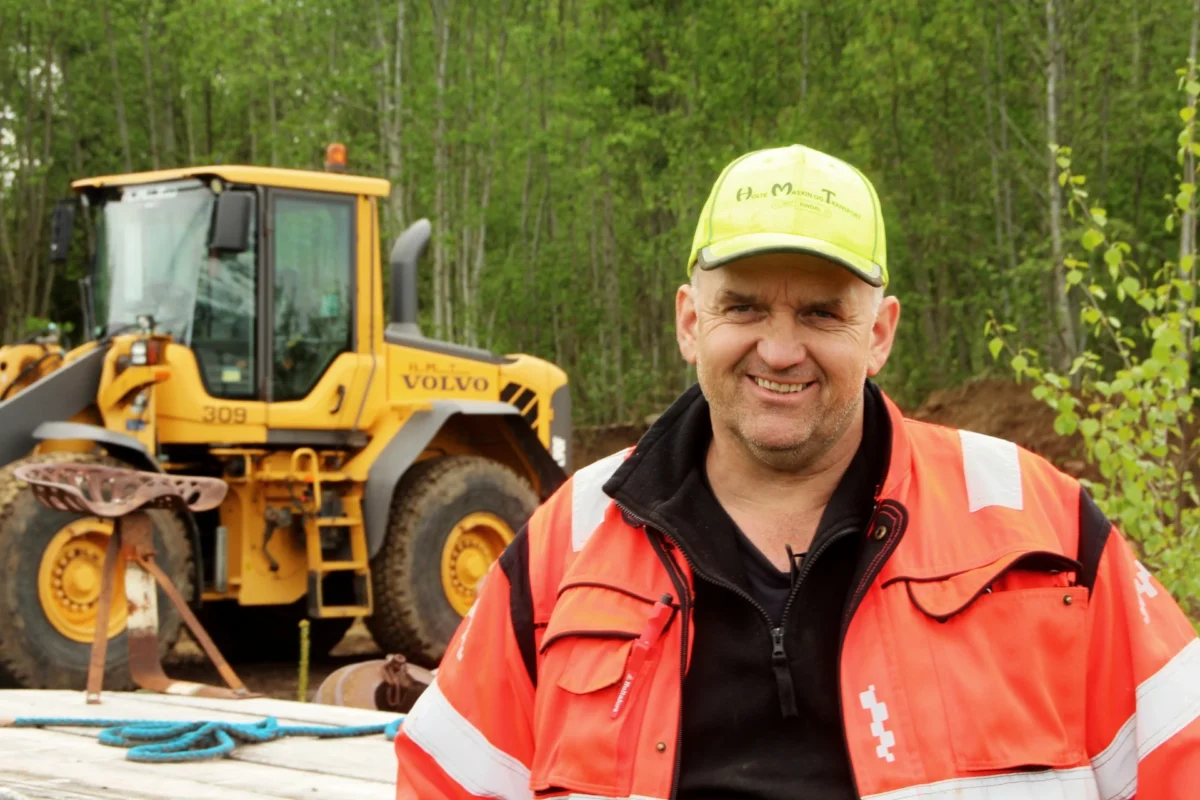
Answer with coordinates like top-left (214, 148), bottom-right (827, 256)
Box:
top-left (908, 378), bottom-right (1091, 480)
top-left (573, 423), bottom-right (648, 469)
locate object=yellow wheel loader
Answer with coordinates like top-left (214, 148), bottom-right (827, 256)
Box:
top-left (0, 159), bottom-right (570, 690)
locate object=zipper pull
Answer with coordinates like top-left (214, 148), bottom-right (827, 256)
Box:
top-left (611, 594), bottom-right (674, 718)
top-left (770, 627), bottom-right (799, 719)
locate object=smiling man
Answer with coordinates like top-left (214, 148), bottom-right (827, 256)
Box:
top-left (394, 145), bottom-right (1200, 800)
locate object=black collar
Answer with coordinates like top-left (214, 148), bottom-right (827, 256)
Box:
top-left (604, 381), bottom-right (891, 588)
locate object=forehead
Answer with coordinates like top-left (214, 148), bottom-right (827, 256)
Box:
top-left (700, 252), bottom-right (865, 301)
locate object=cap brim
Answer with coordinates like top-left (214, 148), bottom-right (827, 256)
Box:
top-left (694, 232), bottom-right (885, 287)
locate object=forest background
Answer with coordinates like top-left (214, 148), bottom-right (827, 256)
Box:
top-left (1, 0), bottom-right (1198, 426)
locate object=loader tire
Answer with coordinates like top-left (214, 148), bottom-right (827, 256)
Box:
top-left (0, 452), bottom-right (193, 690)
top-left (196, 599), bottom-right (353, 663)
top-left (366, 456), bottom-right (537, 666)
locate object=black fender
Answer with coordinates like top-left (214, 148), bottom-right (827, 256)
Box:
top-left (363, 400), bottom-right (568, 559)
top-left (30, 421), bottom-right (205, 608)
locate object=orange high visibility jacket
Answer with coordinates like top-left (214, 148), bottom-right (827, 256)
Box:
top-left (394, 390), bottom-right (1200, 799)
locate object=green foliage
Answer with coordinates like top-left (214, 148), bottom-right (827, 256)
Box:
top-left (1, 0), bottom-right (1197, 424)
top-left (989, 66), bottom-right (1200, 618)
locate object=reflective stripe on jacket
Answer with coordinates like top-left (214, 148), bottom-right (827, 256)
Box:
top-left (394, 390), bottom-right (1200, 800)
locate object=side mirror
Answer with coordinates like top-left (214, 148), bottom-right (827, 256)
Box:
top-left (209, 192), bottom-right (252, 253)
top-left (49, 200), bottom-right (75, 263)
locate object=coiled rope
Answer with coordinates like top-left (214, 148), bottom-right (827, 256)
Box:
top-left (7, 715), bottom-right (405, 763)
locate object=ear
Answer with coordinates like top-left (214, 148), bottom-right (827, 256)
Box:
top-left (866, 295), bottom-right (901, 376)
top-left (676, 281), bottom-right (699, 365)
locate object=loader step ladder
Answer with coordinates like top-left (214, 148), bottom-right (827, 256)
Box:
top-left (290, 448), bottom-right (372, 619)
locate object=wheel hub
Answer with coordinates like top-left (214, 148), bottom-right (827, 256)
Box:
top-left (440, 512), bottom-right (515, 616)
top-left (37, 519), bottom-right (126, 643)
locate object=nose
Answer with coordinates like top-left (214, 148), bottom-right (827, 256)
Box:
top-left (756, 316), bottom-right (807, 372)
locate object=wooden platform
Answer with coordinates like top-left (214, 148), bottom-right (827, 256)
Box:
top-left (0, 690), bottom-right (399, 799)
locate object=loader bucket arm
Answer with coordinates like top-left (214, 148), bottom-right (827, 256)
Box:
top-left (0, 345), bottom-right (108, 467)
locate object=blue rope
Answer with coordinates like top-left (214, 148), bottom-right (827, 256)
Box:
top-left (10, 715), bottom-right (405, 763)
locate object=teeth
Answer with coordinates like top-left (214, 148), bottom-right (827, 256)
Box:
top-left (754, 377), bottom-right (809, 394)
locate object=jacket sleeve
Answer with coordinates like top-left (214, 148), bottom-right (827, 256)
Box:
top-left (394, 528), bottom-right (537, 800)
top-left (1082, 495), bottom-right (1200, 800)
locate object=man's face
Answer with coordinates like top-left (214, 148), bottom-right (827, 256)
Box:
top-left (676, 253), bottom-right (900, 472)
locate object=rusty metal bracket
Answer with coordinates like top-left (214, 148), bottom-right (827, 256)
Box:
top-left (14, 463), bottom-right (256, 704)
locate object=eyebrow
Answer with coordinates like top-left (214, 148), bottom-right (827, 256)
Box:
top-left (714, 289), bottom-right (847, 310)
top-left (714, 289), bottom-right (761, 306)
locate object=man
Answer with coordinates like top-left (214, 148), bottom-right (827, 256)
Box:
top-left (394, 145), bottom-right (1200, 799)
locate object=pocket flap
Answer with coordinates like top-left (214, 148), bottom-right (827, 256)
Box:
top-left (556, 637), bottom-right (636, 694)
top-left (899, 550), bottom-right (1081, 622)
top-left (541, 582), bottom-right (653, 651)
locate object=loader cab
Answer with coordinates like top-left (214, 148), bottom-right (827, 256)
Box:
top-left (74, 167), bottom-right (388, 430)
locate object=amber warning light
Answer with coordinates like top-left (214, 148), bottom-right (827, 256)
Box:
top-left (326, 143), bottom-right (347, 173)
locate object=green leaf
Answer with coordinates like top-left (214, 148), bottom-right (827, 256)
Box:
top-left (1066, 269), bottom-right (1083, 286)
top-left (1080, 418), bottom-right (1100, 438)
top-left (1177, 192), bottom-right (1193, 211)
top-left (1188, 80), bottom-right (1200, 96)
top-left (1054, 414), bottom-right (1079, 436)
top-left (1184, 107), bottom-right (1197, 122)
top-left (1168, 214), bottom-right (1177, 233)
top-left (1032, 385), bottom-right (1049, 401)
top-left (1083, 307), bottom-right (1102, 325)
top-left (1105, 247), bottom-right (1123, 268)
top-left (1183, 183), bottom-right (1197, 195)
top-left (1122, 276), bottom-right (1141, 295)
top-left (1081, 229), bottom-right (1105, 251)
top-left (1059, 171), bottom-right (1068, 187)
top-left (988, 338), bottom-right (1003, 360)
top-left (1011, 354), bottom-right (1028, 375)
top-left (1183, 255), bottom-right (1196, 274)
top-left (1056, 156), bottom-right (1071, 169)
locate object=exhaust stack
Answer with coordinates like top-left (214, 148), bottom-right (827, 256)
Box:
top-left (388, 219), bottom-right (431, 337)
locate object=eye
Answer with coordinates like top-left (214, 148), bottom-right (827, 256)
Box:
top-left (728, 304), bottom-right (754, 314)
top-left (808, 308), bottom-right (839, 320)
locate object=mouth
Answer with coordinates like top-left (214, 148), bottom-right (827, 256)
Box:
top-left (749, 376), bottom-right (815, 396)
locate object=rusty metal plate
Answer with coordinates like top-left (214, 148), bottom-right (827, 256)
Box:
top-left (12, 463), bottom-right (227, 517)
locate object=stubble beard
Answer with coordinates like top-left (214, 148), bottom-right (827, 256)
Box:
top-left (700, 363), bottom-right (865, 475)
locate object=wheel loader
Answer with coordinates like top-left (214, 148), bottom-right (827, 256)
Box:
top-left (0, 156), bottom-right (571, 690)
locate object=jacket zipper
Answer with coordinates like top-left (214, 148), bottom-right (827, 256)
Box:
top-left (835, 498), bottom-right (903, 800)
top-left (618, 499), bottom-right (858, 798)
top-left (644, 524), bottom-right (689, 800)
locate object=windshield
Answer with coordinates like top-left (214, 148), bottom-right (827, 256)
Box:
top-left (93, 179), bottom-right (253, 342)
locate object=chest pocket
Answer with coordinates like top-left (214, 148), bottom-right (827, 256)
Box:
top-left (531, 583), bottom-right (676, 797)
top-left (893, 549), bottom-right (1088, 772)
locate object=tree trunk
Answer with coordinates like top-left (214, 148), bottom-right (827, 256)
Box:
top-left (163, 64), bottom-right (177, 166)
top-left (101, 0), bottom-right (134, 172)
top-left (184, 87), bottom-right (197, 163)
top-left (267, 77), bottom-right (278, 166)
top-left (1181, 0), bottom-right (1200, 356)
top-left (1046, 0), bottom-right (1074, 372)
top-left (431, 0), bottom-right (452, 338)
top-left (801, 8), bottom-right (809, 101)
top-left (141, 0), bottom-right (160, 170)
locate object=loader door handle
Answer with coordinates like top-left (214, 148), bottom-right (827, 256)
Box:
top-left (331, 385), bottom-right (346, 415)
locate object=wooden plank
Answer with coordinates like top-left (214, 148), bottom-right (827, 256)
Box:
top-left (0, 691), bottom-right (398, 785)
top-left (0, 726), bottom-right (394, 800)
top-left (0, 728), bottom-right (281, 800)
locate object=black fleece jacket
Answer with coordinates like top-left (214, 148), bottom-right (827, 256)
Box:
top-left (603, 381), bottom-right (890, 799)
